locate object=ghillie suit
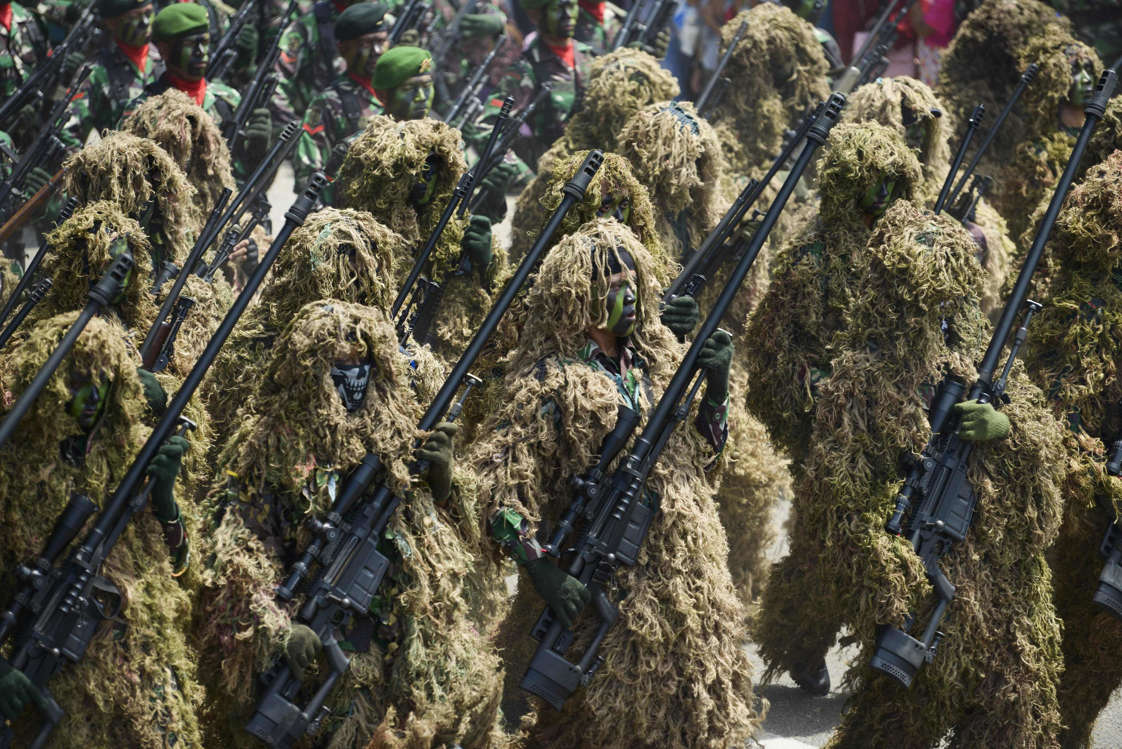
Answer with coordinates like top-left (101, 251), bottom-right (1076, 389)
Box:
top-left (798, 201), bottom-right (1067, 749)
top-left (745, 121), bottom-right (923, 467)
top-left (1020, 150), bottom-right (1122, 749)
top-left (336, 116), bottom-right (507, 363)
top-left (471, 219), bottom-right (763, 748)
top-left (845, 75), bottom-right (1014, 315)
top-left (59, 131), bottom-right (199, 269)
top-left (0, 313), bottom-right (206, 747)
top-left (120, 88), bottom-right (236, 226)
top-left (707, 4), bottom-right (830, 179)
top-left (0, 261), bottom-right (18, 310)
top-left (195, 301), bottom-right (507, 749)
top-left (536, 47), bottom-right (680, 173)
top-left (617, 100), bottom-right (789, 602)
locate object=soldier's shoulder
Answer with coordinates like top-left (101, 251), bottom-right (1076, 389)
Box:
top-left (209, 80), bottom-right (243, 106)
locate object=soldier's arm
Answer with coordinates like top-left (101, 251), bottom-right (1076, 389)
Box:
top-left (292, 93), bottom-right (332, 191)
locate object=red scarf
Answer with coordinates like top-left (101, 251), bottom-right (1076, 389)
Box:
top-left (0, 3), bottom-right (13, 32)
top-left (332, 0), bottom-right (347, 12)
top-left (578, 0), bottom-right (604, 24)
top-left (116, 39), bottom-right (149, 73)
top-left (167, 71), bottom-right (207, 106)
top-left (348, 71), bottom-right (378, 100)
top-left (544, 38), bottom-right (575, 69)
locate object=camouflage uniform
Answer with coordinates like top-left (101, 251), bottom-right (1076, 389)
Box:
top-left (573, 0), bottom-right (620, 54)
top-left (61, 42), bottom-right (165, 148)
top-left (273, 0), bottom-right (347, 129)
top-left (0, 1), bottom-right (47, 145)
top-left (293, 72), bottom-right (383, 192)
top-left (124, 73), bottom-right (242, 130)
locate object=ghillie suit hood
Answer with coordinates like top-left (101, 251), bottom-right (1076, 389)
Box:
top-left (0, 262), bottom-right (17, 311)
top-left (539, 47), bottom-right (679, 172)
top-left (60, 132), bottom-right (198, 267)
top-left (0, 313), bottom-right (206, 747)
top-left (471, 218), bottom-right (762, 748)
top-left (709, 3), bottom-right (829, 178)
top-left (33, 201), bottom-right (158, 334)
top-left (120, 88), bottom-right (236, 225)
top-left (786, 200), bottom-right (1067, 748)
top-left (745, 121), bottom-right (922, 463)
top-left (336, 115), bottom-right (506, 361)
top-left (198, 301), bottom-right (505, 749)
top-left (1082, 98), bottom-right (1122, 182)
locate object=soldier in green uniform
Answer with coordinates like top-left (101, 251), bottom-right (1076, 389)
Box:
top-left (431, 4), bottom-right (507, 115)
top-left (373, 45), bottom-right (434, 121)
top-left (61, 0), bottom-right (163, 149)
top-left (572, 0), bottom-right (620, 54)
top-left (783, 0), bottom-right (844, 79)
top-left (0, 0), bottom-right (48, 147)
top-left (293, 3), bottom-right (389, 189)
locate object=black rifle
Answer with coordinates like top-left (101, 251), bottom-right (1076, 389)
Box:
top-left (0, 174), bottom-right (326, 749)
top-left (934, 104), bottom-right (983, 214)
top-left (465, 85), bottom-right (552, 213)
top-left (0, 195), bottom-right (79, 330)
top-left (948, 173), bottom-right (993, 224)
top-left (442, 36), bottom-right (506, 126)
top-left (0, 64), bottom-right (92, 222)
top-left (695, 19), bottom-right (747, 116)
top-left (635, 0), bottom-right (675, 50)
top-left (148, 296), bottom-right (197, 373)
top-left (207, 0), bottom-right (258, 79)
top-left (244, 152), bottom-right (604, 748)
top-left (223, 0), bottom-right (297, 153)
top-left (871, 70), bottom-right (1117, 689)
top-left (946, 64), bottom-right (1040, 208)
top-left (610, 0), bottom-right (647, 51)
top-left (520, 96), bottom-right (845, 710)
top-left (388, 0), bottom-right (427, 44)
top-left (832, 0), bottom-right (917, 94)
top-left (0, 251), bottom-right (133, 450)
top-left (0, 278), bottom-right (51, 351)
top-left (1094, 438), bottom-right (1122, 619)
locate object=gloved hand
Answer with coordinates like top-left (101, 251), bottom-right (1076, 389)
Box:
top-left (284, 623), bottom-right (323, 679)
top-left (477, 160), bottom-right (518, 201)
top-left (697, 329), bottom-right (733, 403)
top-left (243, 108), bottom-right (273, 160)
top-left (461, 214), bottom-right (493, 283)
top-left (0, 661), bottom-right (41, 721)
top-left (954, 400), bottom-right (1010, 442)
top-left (416, 421), bottom-right (457, 503)
top-left (235, 23), bottom-right (259, 61)
top-left (524, 557), bottom-right (589, 628)
top-left (661, 295), bottom-right (699, 339)
top-left (22, 166), bottom-right (52, 198)
top-left (635, 28), bottom-right (670, 59)
top-left (461, 12), bottom-right (505, 39)
top-left (399, 28), bottom-right (420, 45)
top-left (61, 50), bottom-right (86, 82)
top-left (136, 367), bottom-right (167, 415)
top-left (147, 435), bottom-right (189, 522)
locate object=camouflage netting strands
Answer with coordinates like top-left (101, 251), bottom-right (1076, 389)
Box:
top-left (1083, 98), bottom-right (1122, 181)
top-left (539, 47), bottom-right (679, 172)
top-left (60, 131), bottom-right (199, 266)
top-left (708, 4), bottom-right (829, 178)
top-left (745, 121), bottom-right (922, 463)
top-left (196, 300), bottom-right (506, 749)
top-left (204, 207), bottom-right (412, 439)
top-left (120, 88), bottom-right (236, 224)
top-left (472, 218), bottom-right (763, 748)
top-left (1020, 149), bottom-right (1122, 748)
top-left (0, 313), bottom-right (206, 747)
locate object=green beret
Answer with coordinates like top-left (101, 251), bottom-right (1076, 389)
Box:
top-left (460, 11), bottom-right (505, 39)
top-left (335, 2), bottom-right (389, 41)
top-left (151, 3), bottom-right (208, 41)
top-left (371, 46), bottom-right (432, 90)
top-left (97, 0), bottom-right (150, 20)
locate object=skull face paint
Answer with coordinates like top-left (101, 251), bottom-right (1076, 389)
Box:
top-left (330, 360), bottom-right (373, 412)
top-left (408, 153), bottom-right (440, 209)
top-left (387, 74), bottom-right (434, 121)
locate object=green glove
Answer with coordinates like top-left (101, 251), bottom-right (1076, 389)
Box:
top-left (235, 23), bottom-right (259, 60)
top-left (416, 421), bottom-right (457, 503)
top-left (954, 401), bottom-right (1010, 442)
top-left (243, 108), bottom-right (273, 160)
top-left (146, 434), bottom-right (189, 522)
top-left (0, 661), bottom-right (42, 721)
top-left (478, 161), bottom-right (518, 200)
top-left (23, 166), bottom-right (51, 198)
top-left (697, 329), bottom-right (732, 403)
top-left (136, 367), bottom-right (168, 415)
top-left (61, 49), bottom-right (86, 82)
top-left (461, 214), bottom-right (493, 283)
top-left (461, 12), bottom-right (504, 39)
top-left (524, 557), bottom-right (589, 628)
top-left (661, 295), bottom-right (699, 339)
top-left (633, 28), bottom-right (670, 59)
top-left (399, 28), bottom-right (421, 45)
top-left (283, 623), bottom-right (322, 679)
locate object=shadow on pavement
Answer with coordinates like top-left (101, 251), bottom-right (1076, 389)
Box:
top-left (758, 684), bottom-right (846, 744)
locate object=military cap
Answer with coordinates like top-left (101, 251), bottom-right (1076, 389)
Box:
top-left (151, 3), bottom-right (208, 41)
top-left (97, 0), bottom-right (150, 19)
top-left (371, 46), bottom-right (432, 90)
top-left (335, 2), bottom-right (389, 41)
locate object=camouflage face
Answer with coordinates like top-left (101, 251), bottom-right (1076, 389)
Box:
top-left (109, 4), bottom-right (154, 47)
top-left (596, 191), bottom-right (632, 223)
top-left (66, 370), bottom-right (111, 432)
top-left (900, 103), bottom-right (941, 158)
top-left (859, 176), bottom-right (899, 219)
top-left (1065, 46), bottom-right (1097, 108)
top-left (540, 0), bottom-right (577, 40)
top-left (330, 358), bottom-right (373, 412)
top-left (386, 73), bottom-right (433, 121)
top-left (165, 30), bottom-right (210, 81)
top-left (341, 31), bottom-right (389, 79)
top-left (604, 272), bottom-right (637, 337)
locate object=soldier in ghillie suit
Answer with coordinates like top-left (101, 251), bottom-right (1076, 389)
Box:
top-left (471, 218), bottom-right (762, 748)
top-left (782, 0), bottom-right (843, 79)
top-left (195, 300), bottom-right (507, 748)
top-left (0, 313), bottom-right (206, 747)
top-left (844, 75), bottom-right (1014, 315)
top-left (707, 3), bottom-right (830, 179)
top-left (536, 47), bottom-right (679, 173)
top-left (61, 0), bottom-right (163, 150)
top-left (293, 2), bottom-right (389, 187)
top-left (335, 114), bottom-right (504, 363)
top-left (1018, 150), bottom-right (1122, 749)
top-left (804, 201), bottom-right (1066, 748)
top-left (120, 88), bottom-right (236, 224)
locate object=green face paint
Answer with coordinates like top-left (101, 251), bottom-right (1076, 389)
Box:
top-left (107, 237), bottom-right (132, 303)
top-left (596, 193), bottom-right (632, 224)
top-left (67, 372), bottom-right (110, 432)
top-left (859, 177), bottom-right (898, 219)
top-left (1068, 58), bottom-right (1096, 108)
top-left (605, 279), bottom-right (637, 337)
top-left (345, 32), bottom-right (387, 79)
top-left (388, 74), bottom-right (434, 121)
top-left (541, 0), bottom-right (577, 39)
top-left (114, 5), bottom-right (153, 48)
top-left (169, 30), bottom-right (209, 81)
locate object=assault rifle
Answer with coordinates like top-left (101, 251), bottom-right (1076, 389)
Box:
top-left (0, 278), bottom-right (51, 352)
top-left (934, 104), bottom-right (983, 215)
top-left (223, 0), bottom-right (297, 154)
top-left (1094, 440), bottom-right (1122, 619)
top-left (871, 70), bottom-right (1117, 689)
top-left (610, 0), bottom-right (646, 51)
top-left (442, 36), bottom-right (506, 126)
top-left (207, 0), bottom-right (258, 80)
top-left (0, 195), bottom-right (79, 331)
top-left (695, 19), bottom-right (747, 116)
top-left (0, 174), bottom-right (327, 749)
top-left (244, 152), bottom-right (604, 748)
top-left (388, 0), bottom-right (429, 44)
top-left (519, 96), bottom-right (846, 710)
top-left (832, 0), bottom-right (918, 94)
top-left (465, 85), bottom-right (553, 213)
